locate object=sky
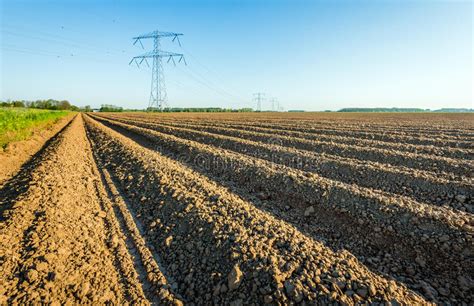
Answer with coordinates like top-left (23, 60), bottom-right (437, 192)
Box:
top-left (0, 0), bottom-right (472, 111)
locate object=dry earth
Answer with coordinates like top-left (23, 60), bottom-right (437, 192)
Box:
top-left (0, 112), bottom-right (472, 305)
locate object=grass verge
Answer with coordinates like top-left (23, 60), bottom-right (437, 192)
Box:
top-left (0, 108), bottom-right (71, 150)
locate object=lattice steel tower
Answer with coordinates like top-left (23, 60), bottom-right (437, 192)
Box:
top-left (253, 93), bottom-right (265, 112)
top-left (269, 97), bottom-right (278, 111)
top-left (130, 30), bottom-right (186, 111)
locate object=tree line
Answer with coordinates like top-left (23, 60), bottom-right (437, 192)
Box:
top-left (0, 99), bottom-right (80, 111)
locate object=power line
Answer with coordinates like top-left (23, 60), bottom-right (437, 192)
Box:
top-left (177, 65), bottom-right (248, 105)
top-left (3, 23), bottom-right (260, 110)
top-left (2, 24), bottom-right (134, 57)
top-left (185, 64), bottom-right (246, 103)
top-left (138, 63), bottom-right (239, 107)
top-left (0, 44), bottom-right (117, 64)
top-left (180, 45), bottom-right (247, 102)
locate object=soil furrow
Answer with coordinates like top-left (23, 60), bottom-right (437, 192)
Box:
top-left (116, 113), bottom-right (474, 145)
top-left (1, 116), bottom-right (81, 302)
top-left (114, 112), bottom-right (474, 135)
top-left (150, 119), bottom-right (473, 160)
top-left (2, 111), bottom-right (471, 305)
top-left (226, 121), bottom-right (474, 149)
top-left (93, 163), bottom-right (184, 305)
top-left (149, 115), bottom-right (474, 137)
top-left (89, 114), bottom-right (474, 304)
top-left (200, 120), bottom-right (474, 140)
top-left (96, 114), bottom-right (473, 178)
top-left (89, 172), bottom-right (150, 304)
top-left (100, 115), bottom-right (473, 212)
top-left (0, 113), bottom-right (76, 185)
top-left (1, 115), bottom-right (152, 304)
top-left (84, 114), bottom-right (429, 305)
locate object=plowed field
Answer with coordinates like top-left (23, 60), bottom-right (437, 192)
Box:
top-left (1, 112), bottom-right (472, 305)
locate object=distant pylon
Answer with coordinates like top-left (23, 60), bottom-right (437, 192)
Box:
top-left (130, 30), bottom-right (186, 111)
top-left (269, 98), bottom-right (278, 111)
top-left (253, 93), bottom-right (265, 112)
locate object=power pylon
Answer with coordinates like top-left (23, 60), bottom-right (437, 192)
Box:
top-left (130, 30), bottom-right (186, 111)
top-left (269, 97), bottom-right (278, 112)
top-left (253, 93), bottom-right (265, 112)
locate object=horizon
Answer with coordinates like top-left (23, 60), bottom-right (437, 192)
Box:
top-left (1, 0), bottom-right (473, 111)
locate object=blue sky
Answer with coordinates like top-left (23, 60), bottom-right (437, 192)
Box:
top-left (0, 0), bottom-right (472, 110)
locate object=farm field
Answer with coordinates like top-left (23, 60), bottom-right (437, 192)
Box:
top-left (0, 112), bottom-right (473, 304)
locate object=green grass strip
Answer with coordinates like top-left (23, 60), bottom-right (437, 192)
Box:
top-left (0, 108), bottom-right (70, 150)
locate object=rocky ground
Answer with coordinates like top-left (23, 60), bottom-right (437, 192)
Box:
top-left (0, 112), bottom-right (472, 305)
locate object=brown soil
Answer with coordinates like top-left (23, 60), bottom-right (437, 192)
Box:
top-left (1, 112), bottom-right (472, 305)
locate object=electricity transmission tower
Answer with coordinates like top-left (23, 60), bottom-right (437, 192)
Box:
top-left (253, 93), bottom-right (265, 112)
top-left (269, 98), bottom-right (279, 112)
top-left (130, 30), bottom-right (186, 111)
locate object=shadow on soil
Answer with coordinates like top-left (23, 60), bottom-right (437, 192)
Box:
top-left (90, 116), bottom-right (461, 303)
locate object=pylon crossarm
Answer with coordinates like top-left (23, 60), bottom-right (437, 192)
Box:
top-left (132, 50), bottom-right (184, 58)
top-left (133, 38), bottom-right (145, 49)
top-left (178, 55), bottom-right (187, 65)
top-left (133, 31), bottom-right (183, 40)
top-left (167, 55), bottom-right (177, 65)
top-left (172, 35), bottom-right (182, 46)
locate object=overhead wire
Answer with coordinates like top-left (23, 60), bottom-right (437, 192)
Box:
top-left (1, 23), bottom-right (135, 59)
top-left (181, 45), bottom-right (246, 100)
top-left (2, 22), bottom-right (253, 108)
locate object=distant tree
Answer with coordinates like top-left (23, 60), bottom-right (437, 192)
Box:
top-left (81, 105), bottom-right (92, 112)
top-left (58, 100), bottom-right (71, 110)
top-left (100, 104), bottom-right (123, 112)
top-left (0, 99), bottom-right (77, 110)
top-left (238, 108), bottom-right (253, 112)
top-left (12, 101), bottom-right (25, 108)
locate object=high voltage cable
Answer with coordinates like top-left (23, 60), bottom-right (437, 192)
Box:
top-left (0, 44), bottom-right (118, 64)
top-left (175, 65), bottom-right (249, 106)
top-left (180, 45), bottom-right (247, 101)
top-left (3, 22), bottom-right (253, 109)
top-left (184, 64), bottom-right (247, 103)
top-left (135, 60), bottom-right (239, 106)
top-left (2, 25), bottom-right (134, 56)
